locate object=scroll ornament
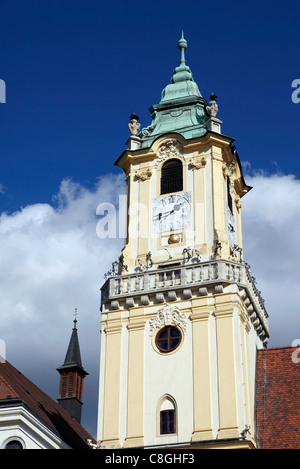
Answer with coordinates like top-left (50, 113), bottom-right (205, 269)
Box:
top-left (149, 303), bottom-right (189, 335)
top-left (156, 139), bottom-right (184, 166)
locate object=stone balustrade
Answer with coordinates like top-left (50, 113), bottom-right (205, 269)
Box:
top-left (101, 259), bottom-right (269, 344)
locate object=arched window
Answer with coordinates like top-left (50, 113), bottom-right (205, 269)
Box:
top-left (159, 396), bottom-right (177, 435)
top-left (5, 440), bottom-right (23, 449)
top-left (161, 159), bottom-right (183, 195)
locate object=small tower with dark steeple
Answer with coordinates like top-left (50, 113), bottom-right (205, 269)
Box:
top-left (57, 310), bottom-right (88, 424)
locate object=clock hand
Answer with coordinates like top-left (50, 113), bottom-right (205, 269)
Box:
top-left (170, 204), bottom-right (181, 214)
top-left (154, 204), bottom-right (183, 220)
top-left (154, 205), bottom-right (182, 220)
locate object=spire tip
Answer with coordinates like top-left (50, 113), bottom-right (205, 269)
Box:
top-left (177, 32), bottom-right (188, 65)
top-left (73, 308), bottom-right (78, 329)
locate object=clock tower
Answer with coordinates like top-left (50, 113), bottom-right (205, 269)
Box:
top-left (97, 34), bottom-right (269, 449)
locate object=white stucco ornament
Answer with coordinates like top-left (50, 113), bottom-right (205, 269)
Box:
top-left (156, 139), bottom-right (185, 166)
top-left (149, 303), bottom-right (189, 336)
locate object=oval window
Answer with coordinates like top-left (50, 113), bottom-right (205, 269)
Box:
top-left (155, 326), bottom-right (182, 353)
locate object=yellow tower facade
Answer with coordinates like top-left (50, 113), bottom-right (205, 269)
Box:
top-left (97, 36), bottom-right (269, 449)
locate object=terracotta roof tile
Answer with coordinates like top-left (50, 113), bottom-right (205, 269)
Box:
top-left (256, 346), bottom-right (300, 449)
top-left (0, 375), bottom-right (20, 399)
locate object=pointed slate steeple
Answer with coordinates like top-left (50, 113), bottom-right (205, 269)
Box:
top-left (61, 318), bottom-right (83, 369)
top-left (57, 312), bottom-right (88, 424)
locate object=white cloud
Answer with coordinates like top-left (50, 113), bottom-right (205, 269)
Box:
top-left (242, 171), bottom-right (300, 348)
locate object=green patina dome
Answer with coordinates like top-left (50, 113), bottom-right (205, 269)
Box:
top-left (161, 32), bottom-right (201, 102)
top-left (139, 33), bottom-right (208, 148)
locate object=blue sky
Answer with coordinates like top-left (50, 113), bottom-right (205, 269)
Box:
top-left (1, 0), bottom-right (300, 440)
top-left (1, 0), bottom-right (300, 212)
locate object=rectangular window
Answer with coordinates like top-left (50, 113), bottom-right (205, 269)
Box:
top-left (160, 409), bottom-right (176, 434)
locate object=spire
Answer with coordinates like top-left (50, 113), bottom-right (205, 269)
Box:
top-left (161, 32), bottom-right (201, 100)
top-left (178, 31), bottom-right (187, 65)
top-left (57, 310), bottom-right (88, 424)
top-left (61, 311), bottom-right (84, 370)
top-left (138, 33), bottom-right (209, 147)
top-left (168, 32), bottom-right (195, 86)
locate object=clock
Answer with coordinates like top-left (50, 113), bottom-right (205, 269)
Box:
top-left (152, 192), bottom-right (191, 233)
top-left (226, 207), bottom-right (236, 248)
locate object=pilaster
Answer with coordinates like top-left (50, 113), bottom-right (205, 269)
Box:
top-left (101, 322), bottom-right (123, 448)
top-left (192, 152), bottom-right (206, 249)
top-left (214, 295), bottom-right (240, 439)
top-left (123, 315), bottom-right (146, 448)
top-left (137, 166), bottom-right (151, 256)
top-left (211, 146), bottom-right (228, 256)
top-left (190, 300), bottom-right (214, 441)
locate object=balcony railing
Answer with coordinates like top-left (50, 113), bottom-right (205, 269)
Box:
top-left (101, 259), bottom-right (269, 339)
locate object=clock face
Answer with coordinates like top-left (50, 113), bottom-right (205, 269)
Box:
top-left (227, 207), bottom-right (236, 248)
top-left (152, 192), bottom-right (191, 233)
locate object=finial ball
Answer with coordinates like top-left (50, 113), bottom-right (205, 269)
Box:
top-left (177, 37), bottom-right (187, 50)
top-left (177, 31), bottom-right (187, 50)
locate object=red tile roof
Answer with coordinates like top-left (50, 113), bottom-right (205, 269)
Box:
top-left (256, 346), bottom-right (300, 449)
top-left (0, 375), bottom-right (19, 399)
top-left (0, 360), bottom-right (96, 449)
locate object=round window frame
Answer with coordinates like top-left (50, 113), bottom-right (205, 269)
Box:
top-left (1, 436), bottom-right (25, 450)
top-left (153, 325), bottom-right (183, 355)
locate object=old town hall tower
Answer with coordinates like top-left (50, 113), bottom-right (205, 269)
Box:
top-left (97, 34), bottom-right (269, 449)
